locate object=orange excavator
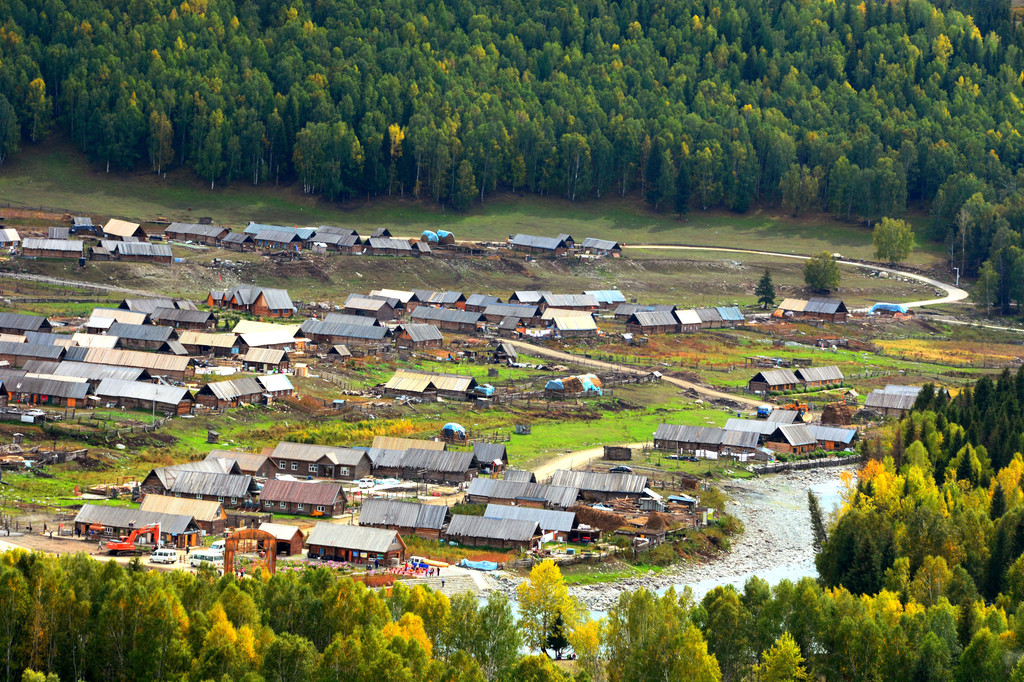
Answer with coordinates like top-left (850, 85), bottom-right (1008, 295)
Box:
top-left (779, 401), bottom-right (811, 420)
top-left (106, 523), bottom-right (161, 555)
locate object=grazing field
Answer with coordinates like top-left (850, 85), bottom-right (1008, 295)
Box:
top-left (875, 339), bottom-right (1024, 368)
top-left (0, 137), bottom-right (945, 268)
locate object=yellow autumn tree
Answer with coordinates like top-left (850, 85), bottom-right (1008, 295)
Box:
top-left (517, 560), bottom-right (580, 654)
top-left (758, 631), bottom-right (810, 682)
top-left (382, 612), bottom-right (433, 658)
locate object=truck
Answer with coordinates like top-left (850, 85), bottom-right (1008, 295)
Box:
top-left (106, 523), bottom-right (161, 556)
top-left (756, 405), bottom-right (773, 418)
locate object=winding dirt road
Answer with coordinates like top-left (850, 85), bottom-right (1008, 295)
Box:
top-left (623, 244), bottom-right (967, 308)
top-left (505, 339), bottom-right (763, 409)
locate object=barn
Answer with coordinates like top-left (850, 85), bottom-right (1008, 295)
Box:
top-left (357, 499), bottom-right (448, 540)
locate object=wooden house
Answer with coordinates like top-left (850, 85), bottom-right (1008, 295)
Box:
top-left (747, 368), bottom-right (799, 394)
top-left (257, 522), bottom-right (306, 555)
top-left (21, 238), bottom-right (84, 259)
top-left (357, 499), bottom-right (448, 540)
top-left (445, 515), bottom-right (540, 550)
top-left (395, 324), bottom-right (444, 350)
top-left (259, 479), bottom-right (347, 517)
top-left (306, 523), bottom-right (406, 565)
top-left (140, 494), bottom-right (228, 534)
top-left (270, 441), bottom-right (372, 480)
top-left (164, 223), bottom-right (228, 245)
top-left (795, 365), bottom-right (844, 389)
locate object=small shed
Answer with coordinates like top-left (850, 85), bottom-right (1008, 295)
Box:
top-left (257, 522), bottom-right (306, 555)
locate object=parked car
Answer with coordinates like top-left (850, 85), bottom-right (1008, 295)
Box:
top-left (609, 466), bottom-right (633, 473)
top-left (150, 548), bottom-right (178, 564)
top-left (357, 478), bottom-right (375, 489)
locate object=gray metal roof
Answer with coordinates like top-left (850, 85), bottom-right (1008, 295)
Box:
top-left (655, 424), bottom-right (726, 445)
top-left (510, 291), bottom-right (550, 304)
top-left (245, 222), bottom-right (316, 240)
top-left (358, 499), bottom-right (448, 531)
top-left (165, 470), bottom-right (257, 498)
top-left (447, 514), bottom-right (539, 542)
top-left (543, 293), bottom-right (597, 308)
top-left (628, 311), bottom-right (678, 328)
top-left (795, 366), bottom-right (844, 383)
top-left (4, 374), bottom-right (91, 399)
top-left (271, 441), bottom-right (370, 466)
top-left (472, 442), bottom-right (508, 465)
top-left (716, 306), bottom-right (744, 322)
top-left (550, 470), bottom-right (648, 494)
top-left (483, 303), bottom-right (538, 319)
top-left (24, 238), bottom-right (82, 253)
top-left (150, 308), bottom-right (214, 324)
top-left (485, 504), bottom-right (576, 533)
top-left (723, 419), bottom-right (777, 436)
top-left (368, 237), bottom-right (412, 251)
top-left (345, 296), bottom-right (392, 312)
top-left (466, 478), bottom-right (581, 508)
top-left (750, 369), bottom-right (799, 386)
top-left (805, 297), bottom-right (847, 314)
top-left (581, 238), bottom-right (621, 251)
top-left (95, 378), bottom-right (191, 405)
top-left (0, 341), bottom-right (64, 360)
top-left (865, 390), bottom-right (917, 411)
top-left (260, 289), bottom-right (296, 311)
top-left (260, 479), bottom-right (344, 506)
top-left (257, 375), bottom-right (293, 393)
top-left (510, 234), bottom-right (568, 250)
top-left (253, 229), bottom-right (303, 244)
top-left (766, 411), bottom-right (800, 424)
top-left (0, 313), bottom-right (48, 332)
top-left (583, 289), bottom-right (626, 303)
top-left (884, 385), bottom-right (923, 396)
top-left (721, 430), bottom-right (761, 449)
top-left (372, 448), bottom-right (476, 474)
top-left (258, 522), bottom-right (305, 542)
top-left (370, 227), bottom-right (392, 238)
top-left (166, 223), bottom-right (227, 239)
top-left (466, 294), bottom-right (501, 308)
top-left (107, 322), bottom-right (174, 343)
top-left (695, 307), bottom-right (723, 323)
top-left (73, 217), bottom-right (93, 227)
top-left (410, 307), bottom-right (483, 325)
top-left (39, 360), bottom-right (147, 383)
top-left (808, 425), bottom-right (858, 444)
top-left (120, 298), bottom-right (176, 313)
top-left (300, 319), bottom-right (391, 340)
top-left (241, 348), bottom-right (286, 364)
top-left (101, 241), bottom-right (173, 258)
top-left (222, 232), bottom-right (253, 244)
top-left (503, 469), bottom-right (536, 483)
top-left (399, 324), bottom-right (443, 343)
top-left (315, 226), bottom-right (358, 237)
top-left (770, 424), bottom-right (817, 447)
top-left (23, 332), bottom-right (67, 346)
top-left (412, 290), bottom-right (465, 305)
top-left (200, 377), bottom-right (264, 400)
top-left (74, 503), bottom-right (198, 535)
top-left (307, 522), bottom-right (402, 552)
top-left (323, 313), bottom-right (380, 327)
top-left (614, 303), bottom-right (676, 316)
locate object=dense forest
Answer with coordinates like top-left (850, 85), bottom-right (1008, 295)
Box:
top-left (4, 1), bottom-right (1024, 277)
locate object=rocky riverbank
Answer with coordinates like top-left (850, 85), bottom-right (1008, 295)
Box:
top-left (495, 466), bottom-right (855, 611)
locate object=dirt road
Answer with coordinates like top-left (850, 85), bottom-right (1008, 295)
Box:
top-left (530, 442), bottom-right (646, 481)
top-left (505, 339), bottom-right (763, 409)
top-left (623, 244), bottom-right (967, 308)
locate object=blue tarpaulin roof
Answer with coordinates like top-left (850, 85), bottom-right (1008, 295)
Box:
top-left (474, 384), bottom-right (495, 396)
top-left (870, 302), bottom-right (909, 314)
top-left (579, 374), bottom-right (603, 395)
top-left (715, 306), bottom-right (744, 321)
top-left (421, 230), bottom-right (439, 242)
top-left (442, 422), bottom-right (466, 436)
top-left (437, 230), bottom-right (453, 239)
top-left (545, 379), bottom-right (564, 390)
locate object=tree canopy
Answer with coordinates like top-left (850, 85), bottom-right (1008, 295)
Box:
top-left (802, 252), bottom-right (841, 293)
top-left (874, 217), bottom-right (916, 263)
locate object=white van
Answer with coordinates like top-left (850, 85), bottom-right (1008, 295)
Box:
top-left (209, 540), bottom-right (226, 552)
top-left (150, 548), bottom-right (178, 564)
top-left (190, 550), bottom-right (225, 568)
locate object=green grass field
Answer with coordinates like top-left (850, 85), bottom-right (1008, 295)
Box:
top-left (0, 137), bottom-right (943, 268)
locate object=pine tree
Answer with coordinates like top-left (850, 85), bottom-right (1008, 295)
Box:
top-left (674, 153), bottom-right (691, 216)
top-left (755, 270), bottom-right (776, 309)
top-left (991, 483), bottom-right (1006, 520)
top-left (808, 491), bottom-right (828, 553)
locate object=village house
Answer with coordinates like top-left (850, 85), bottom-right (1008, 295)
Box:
top-left (694, 307), bottom-right (724, 329)
top-left (550, 470), bottom-right (648, 502)
top-left (106, 322), bottom-right (175, 351)
top-left (3, 373), bottom-right (91, 408)
top-left (257, 374), bottom-right (294, 402)
top-left (445, 515), bottom-right (540, 550)
top-left (795, 365), bottom-right (845, 389)
top-left (94, 241), bottom-right (173, 263)
top-left (472, 442), bottom-right (508, 471)
top-left (540, 293), bottom-right (598, 312)
top-left (0, 341), bottom-right (64, 367)
top-left (102, 219), bottom-right (147, 241)
top-left (93, 378), bottom-right (194, 415)
top-left (237, 329), bottom-right (303, 354)
top-left (464, 478), bottom-right (580, 509)
top-left (194, 377), bottom-right (264, 409)
top-left (0, 313), bottom-right (51, 336)
top-left (221, 232), bottom-right (254, 251)
top-left (63, 346), bottom-right (193, 380)
top-left (258, 522), bottom-right (306, 556)
top-left (74, 504), bottom-right (201, 548)
top-left (270, 441), bottom-right (373, 480)
top-left (150, 308), bottom-right (216, 330)
top-left (259, 479), bottom-right (346, 517)
top-left (313, 232), bottom-right (362, 252)
top-left (357, 499), bottom-right (448, 540)
top-left (394, 323), bottom-right (444, 350)
top-left (370, 448), bottom-right (477, 483)
top-left (28, 360), bottom-right (149, 388)
top-left (492, 342), bottom-right (518, 364)
top-left (864, 385), bottom-right (922, 417)
top-left (482, 303), bottom-right (540, 324)
top-left (21, 238), bottom-right (84, 259)
top-left (509, 234), bottom-right (573, 257)
top-left (140, 494), bottom-right (228, 534)
top-left (411, 290), bottom-right (466, 309)
top-left (176, 331), bottom-right (240, 356)
top-left (464, 294), bottom-right (502, 313)
top-left (141, 461), bottom-right (259, 507)
top-left (807, 425), bottom-right (858, 451)
top-left (614, 303), bottom-right (676, 321)
top-left (411, 307), bottom-right (484, 332)
top-left (306, 523), bottom-right (406, 564)
top-left (484, 504), bottom-right (579, 543)
top-left (580, 239), bottom-right (622, 257)
top-left (240, 347), bottom-right (290, 372)
top-left (208, 286), bottom-right (296, 317)
top-left (548, 312), bottom-right (599, 337)
top-left (164, 222), bottom-right (228, 245)
top-left (626, 310), bottom-right (679, 335)
top-left (383, 369), bottom-right (478, 400)
top-left (205, 450), bottom-right (278, 479)
top-left (775, 297), bottom-right (849, 323)
top-left (674, 309), bottom-right (702, 333)
top-left (365, 237), bottom-right (416, 256)
top-left (343, 295), bottom-right (396, 321)
top-left (653, 424), bottom-right (760, 456)
top-left (584, 289), bottom-right (626, 308)
top-left (747, 368), bottom-right (800, 394)
top-left (765, 424), bottom-right (818, 456)
top-left (300, 319), bottom-right (392, 347)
